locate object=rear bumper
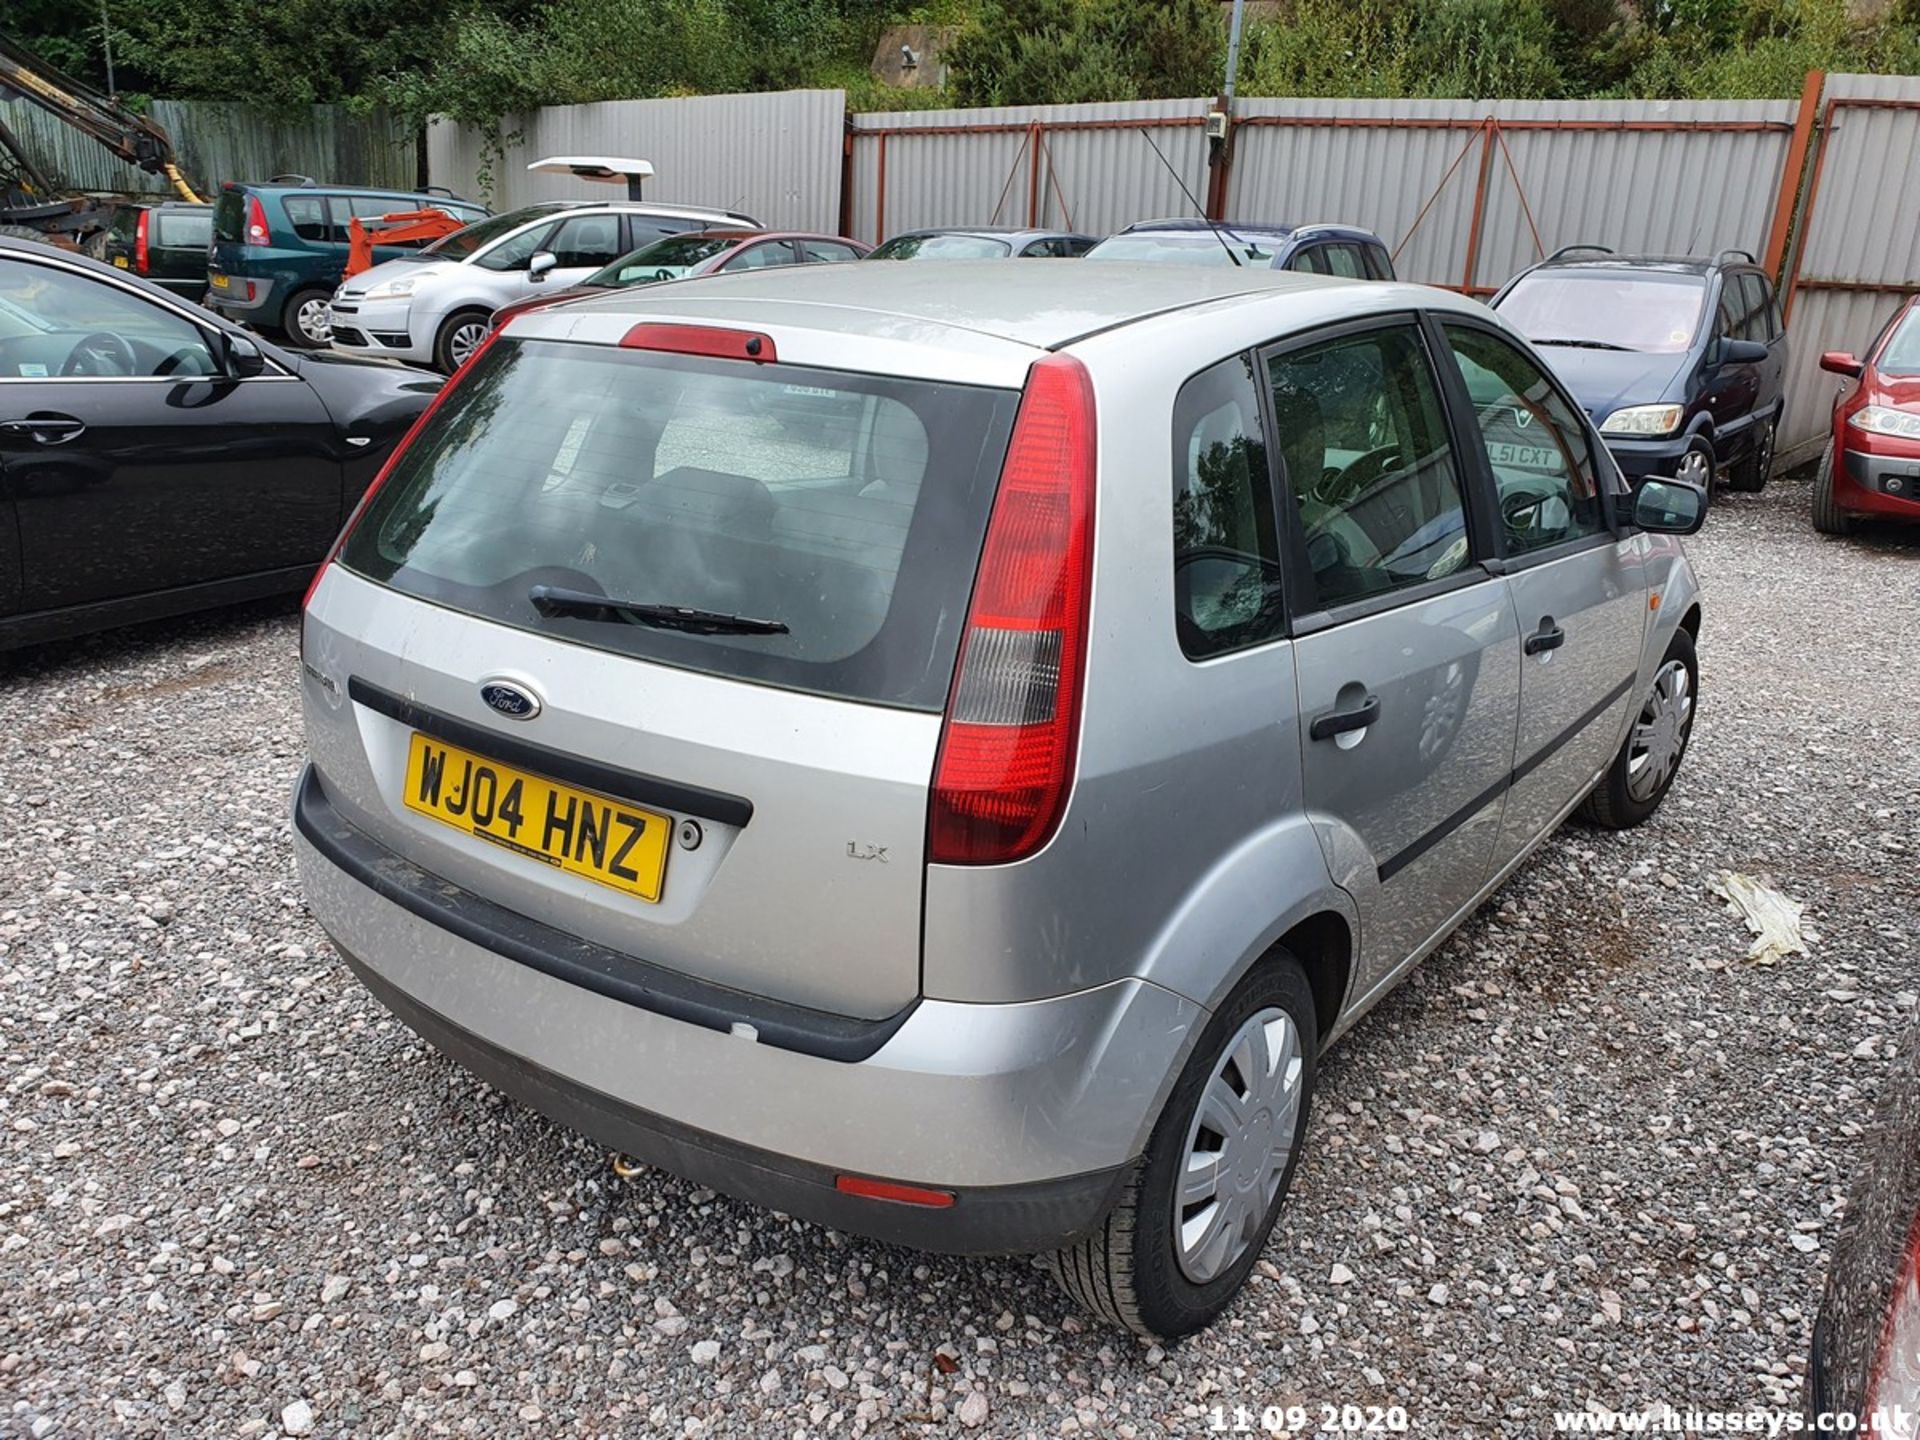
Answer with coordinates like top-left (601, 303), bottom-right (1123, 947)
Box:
top-left (207, 275), bottom-right (275, 316)
top-left (291, 765), bottom-right (1197, 1253)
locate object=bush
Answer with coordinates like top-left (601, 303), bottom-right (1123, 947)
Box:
top-left (946, 0), bottom-right (1221, 107)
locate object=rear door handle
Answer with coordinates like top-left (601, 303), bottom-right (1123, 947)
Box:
top-left (1525, 619), bottom-right (1567, 655)
top-left (1309, 693), bottom-right (1381, 741)
top-left (0, 415), bottom-right (86, 444)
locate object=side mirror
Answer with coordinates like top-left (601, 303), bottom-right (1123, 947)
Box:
top-left (528, 251), bottom-right (557, 281)
top-left (222, 330), bottom-right (266, 379)
top-left (1632, 477), bottom-right (1707, 535)
top-left (1722, 338), bottom-right (1769, 365)
top-left (1820, 350), bottom-right (1864, 378)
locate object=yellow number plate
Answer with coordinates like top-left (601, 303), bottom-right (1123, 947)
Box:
top-left (210, 273), bottom-right (231, 289)
top-left (112, 256), bottom-right (129, 268)
top-left (402, 732), bottom-right (670, 903)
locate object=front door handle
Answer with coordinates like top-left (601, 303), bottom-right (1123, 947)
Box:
top-left (1309, 693), bottom-right (1381, 741)
top-left (0, 414), bottom-right (86, 445)
top-left (1525, 619), bottom-right (1567, 655)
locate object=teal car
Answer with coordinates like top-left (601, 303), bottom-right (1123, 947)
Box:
top-left (208, 179), bottom-right (487, 347)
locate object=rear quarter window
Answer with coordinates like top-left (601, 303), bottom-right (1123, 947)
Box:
top-left (340, 339), bottom-right (1021, 709)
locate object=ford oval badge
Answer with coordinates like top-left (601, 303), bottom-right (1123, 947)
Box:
top-left (480, 681), bottom-right (541, 721)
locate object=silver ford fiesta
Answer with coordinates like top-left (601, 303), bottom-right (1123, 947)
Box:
top-left (292, 260), bottom-right (1706, 1337)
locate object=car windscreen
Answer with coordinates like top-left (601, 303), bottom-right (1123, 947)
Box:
top-left (587, 235), bottom-right (734, 286)
top-left (867, 234), bottom-right (1013, 260)
top-left (1496, 270), bottom-right (1708, 354)
top-left (424, 206), bottom-right (564, 260)
top-left (1084, 232), bottom-right (1274, 267)
top-left (339, 338), bottom-right (1021, 710)
top-left (1879, 306), bottom-right (1920, 377)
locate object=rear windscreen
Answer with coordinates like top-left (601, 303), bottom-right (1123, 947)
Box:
top-left (340, 338), bottom-right (1020, 709)
top-left (213, 191), bottom-right (244, 243)
top-left (157, 211), bottom-right (212, 248)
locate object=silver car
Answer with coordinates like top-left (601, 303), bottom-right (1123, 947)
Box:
top-left (327, 199), bottom-right (757, 372)
top-left (293, 263), bottom-right (1707, 1337)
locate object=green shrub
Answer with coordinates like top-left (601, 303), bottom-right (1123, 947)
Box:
top-left (946, 0), bottom-right (1221, 106)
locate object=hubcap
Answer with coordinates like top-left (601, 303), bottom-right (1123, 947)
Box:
top-left (1174, 1006), bottom-right (1304, 1285)
top-left (1676, 448), bottom-right (1711, 490)
top-left (297, 298), bottom-right (331, 343)
top-left (448, 322), bottom-right (487, 369)
top-left (1627, 658), bottom-right (1693, 803)
top-left (1756, 422), bottom-right (1774, 478)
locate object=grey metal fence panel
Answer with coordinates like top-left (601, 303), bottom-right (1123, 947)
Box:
top-left (847, 99), bottom-right (1211, 243)
top-left (1230, 97), bottom-right (1797, 290)
top-left (1, 98), bottom-right (415, 197)
top-left (1779, 74), bottom-right (1920, 459)
top-left (426, 90), bottom-right (845, 229)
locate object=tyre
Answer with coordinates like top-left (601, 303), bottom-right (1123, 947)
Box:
top-left (280, 288), bottom-right (334, 349)
top-left (1581, 627), bottom-right (1698, 830)
top-left (1727, 414), bottom-right (1775, 492)
top-left (433, 309), bottom-right (492, 374)
top-left (1044, 953), bottom-right (1317, 1339)
top-left (1810, 441), bottom-right (1855, 536)
top-left (1673, 435), bottom-right (1716, 512)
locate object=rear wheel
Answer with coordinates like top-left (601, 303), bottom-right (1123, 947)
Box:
top-left (1044, 954), bottom-right (1316, 1339)
top-left (280, 288), bottom-right (333, 348)
top-left (1811, 441), bottom-right (1855, 536)
top-left (1728, 414), bottom-right (1775, 492)
top-left (434, 309), bottom-right (491, 374)
top-left (1581, 627), bottom-right (1697, 830)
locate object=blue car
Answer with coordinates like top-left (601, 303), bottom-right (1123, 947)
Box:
top-left (1491, 246), bottom-right (1788, 501)
top-left (1086, 218), bottom-right (1395, 279)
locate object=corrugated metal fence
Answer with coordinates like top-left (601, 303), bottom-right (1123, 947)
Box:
top-left (1, 97), bottom-right (415, 197)
top-left (424, 91), bottom-right (846, 230)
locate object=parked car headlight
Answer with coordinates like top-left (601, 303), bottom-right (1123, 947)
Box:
top-left (361, 276), bottom-right (418, 301)
top-left (1599, 404), bottom-right (1685, 437)
top-left (1849, 404), bottom-right (1920, 441)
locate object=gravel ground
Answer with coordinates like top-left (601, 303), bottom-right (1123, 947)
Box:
top-left (2, 476), bottom-right (1917, 1439)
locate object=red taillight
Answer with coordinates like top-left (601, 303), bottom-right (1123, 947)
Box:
top-left (300, 326), bottom-right (503, 617)
top-left (928, 353), bottom-right (1095, 866)
top-left (833, 1175), bottom-right (955, 1208)
top-left (245, 195), bottom-right (270, 246)
top-left (1865, 1211), bottom-right (1920, 1438)
top-left (134, 209), bottom-right (150, 273)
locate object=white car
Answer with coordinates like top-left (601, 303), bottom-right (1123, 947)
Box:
top-left (328, 199), bottom-right (756, 372)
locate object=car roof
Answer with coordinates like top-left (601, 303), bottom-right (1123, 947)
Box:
top-left (1117, 218), bottom-right (1385, 245)
top-left (886, 226), bottom-right (1091, 242)
top-left (1530, 254), bottom-right (1740, 277)
top-left (234, 182), bottom-right (482, 203)
top-left (518, 257), bottom-right (1472, 353)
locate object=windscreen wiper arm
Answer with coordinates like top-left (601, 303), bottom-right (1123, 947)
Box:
top-left (529, 584), bottom-right (789, 635)
top-left (1531, 338), bottom-right (1634, 351)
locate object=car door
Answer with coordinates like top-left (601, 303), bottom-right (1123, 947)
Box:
top-left (1434, 318), bottom-right (1648, 874)
top-left (1701, 279), bottom-right (1761, 457)
top-left (1742, 270), bottom-right (1790, 421)
top-left (1270, 316), bottom-right (1521, 999)
top-left (0, 251), bottom-right (340, 614)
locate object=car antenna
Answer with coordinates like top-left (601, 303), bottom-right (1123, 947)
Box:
top-left (1139, 128), bottom-right (1243, 267)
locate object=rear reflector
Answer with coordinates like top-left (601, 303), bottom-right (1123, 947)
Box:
top-left (1866, 1210), bottom-right (1920, 1437)
top-left (300, 326), bottom-right (501, 617)
top-left (620, 323), bottom-right (777, 364)
top-left (834, 1175), bottom-right (956, 1208)
top-left (928, 353), bottom-right (1096, 865)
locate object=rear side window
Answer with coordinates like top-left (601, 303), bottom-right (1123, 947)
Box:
top-left (1172, 354), bottom-right (1285, 658)
top-left (155, 211), bottom-right (211, 248)
top-left (548, 213), bottom-right (624, 268)
top-left (1267, 324), bottom-right (1471, 611)
top-left (340, 339), bottom-right (1020, 709)
top-left (283, 195), bottom-right (330, 243)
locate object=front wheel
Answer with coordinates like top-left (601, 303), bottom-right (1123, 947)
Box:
top-left (1044, 954), bottom-right (1317, 1339)
top-left (1581, 627), bottom-right (1698, 830)
top-left (434, 309), bottom-right (492, 374)
top-left (1811, 441), bottom-right (1855, 536)
top-left (1673, 436), bottom-right (1716, 512)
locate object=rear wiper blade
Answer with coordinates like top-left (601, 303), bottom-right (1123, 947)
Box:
top-left (529, 584), bottom-right (789, 635)
top-left (1531, 337), bottom-right (1634, 351)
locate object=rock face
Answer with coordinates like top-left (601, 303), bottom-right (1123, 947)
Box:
top-left (869, 25), bottom-right (960, 89)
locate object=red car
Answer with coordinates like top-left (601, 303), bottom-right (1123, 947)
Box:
top-left (492, 228), bottom-right (870, 329)
top-left (1813, 293), bottom-right (1920, 534)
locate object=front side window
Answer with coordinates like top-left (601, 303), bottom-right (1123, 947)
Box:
top-left (476, 220), bottom-right (561, 272)
top-left (800, 240), bottom-right (861, 263)
top-left (0, 258), bottom-right (217, 378)
top-left (339, 338), bottom-right (1021, 709)
top-left (1737, 273), bottom-right (1770, 342)
top-left (1172, 355), bottom-right (1285, 659)
top-left (1444, 324), bottom-right (1606, 556)
top-left (1267, 324), bottom-right (1471, 611)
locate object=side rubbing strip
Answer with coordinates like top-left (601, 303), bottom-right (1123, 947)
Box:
top-left (1376, 673), bottom-right (1637, 884)
top-left (348, 676), bottom-right (753, 828)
